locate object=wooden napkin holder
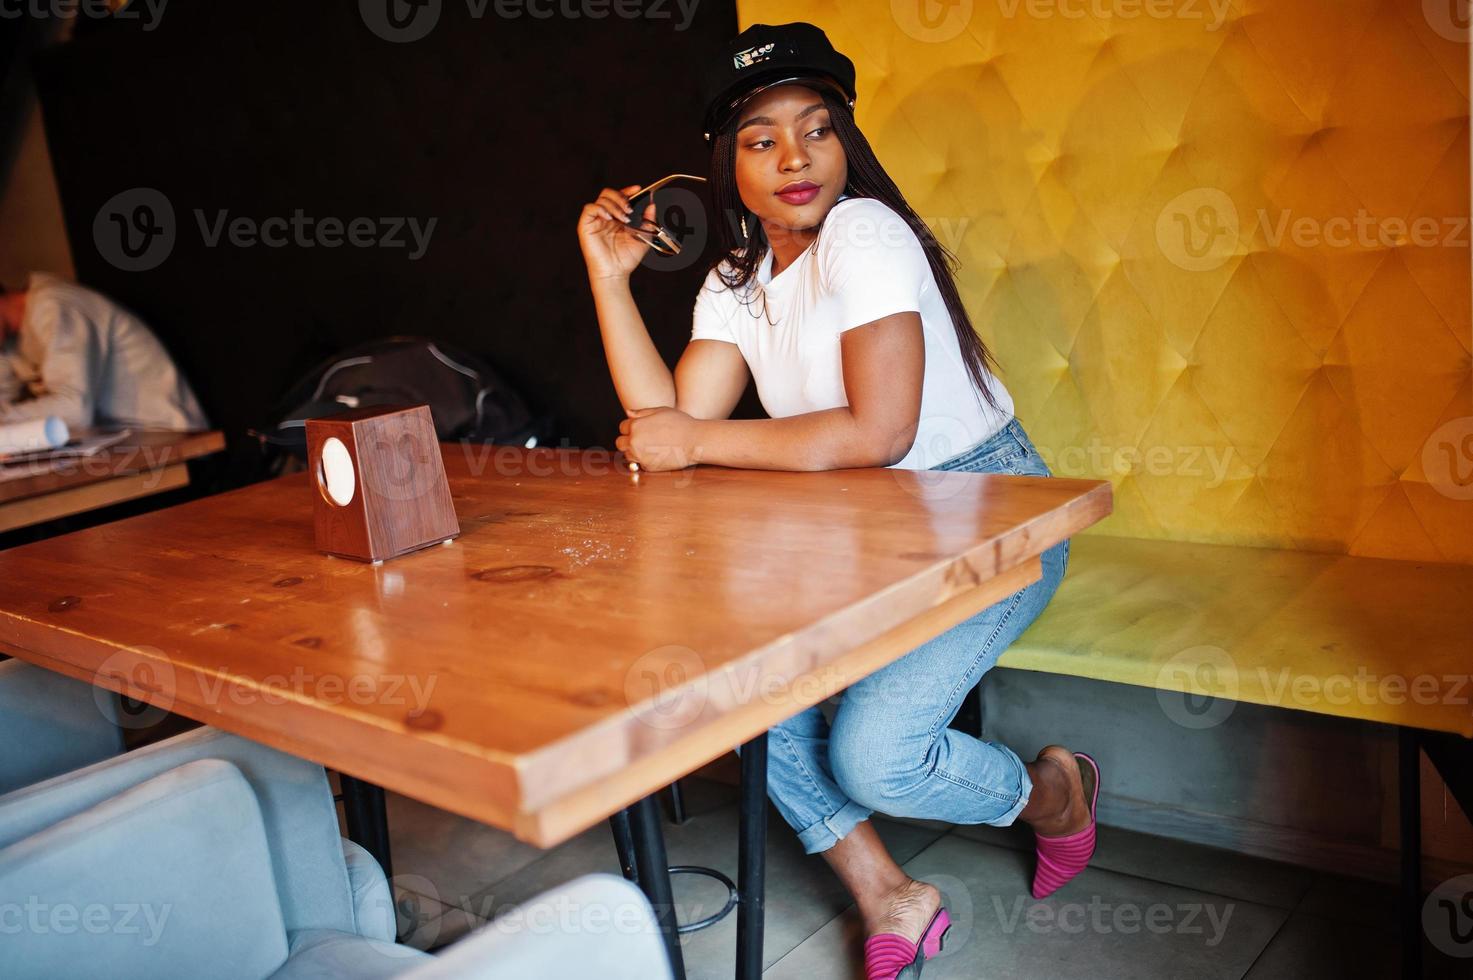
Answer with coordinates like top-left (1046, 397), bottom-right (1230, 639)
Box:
top-left (305, 404), bottom-right (460, 563)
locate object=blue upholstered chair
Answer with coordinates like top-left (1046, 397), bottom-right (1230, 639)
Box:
top-left (0, 726), bottom-right (673, 979)
top-left (0, 659), bottom-right (126, 795)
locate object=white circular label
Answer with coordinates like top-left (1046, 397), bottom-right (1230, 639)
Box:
top-left (320, 437), bottom-right (356, 507)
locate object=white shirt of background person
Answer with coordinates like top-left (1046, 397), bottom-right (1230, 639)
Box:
top-left (0, 272), bottom-right (208, 432)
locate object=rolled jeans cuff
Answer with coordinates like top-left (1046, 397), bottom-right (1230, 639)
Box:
top-left (978, 742), bottom-right (1033, 827)
top-left (796, 799), bottom-right (873, 855)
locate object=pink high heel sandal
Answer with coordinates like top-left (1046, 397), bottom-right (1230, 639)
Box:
top-left (1031, 752), bottom-right (1101, 899)
top-left (863, 904), bottom-right (951, 980)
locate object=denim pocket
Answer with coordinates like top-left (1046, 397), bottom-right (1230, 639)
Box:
top-left (1001, 450), bottom-right (1052, 478)
top-left (955, 447), bottom-right (1028, 474)
top-left (931, 419), bottom-right (1057, 477)
top-left (936, 424), bottom-right (1021, 473)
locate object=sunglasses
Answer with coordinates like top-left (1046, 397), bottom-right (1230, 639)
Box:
top-left (623, 174), bottom-right (708, 256)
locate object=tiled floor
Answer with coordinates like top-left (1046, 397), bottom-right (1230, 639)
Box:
top-left (368, 778), bottom-right (1468, 979)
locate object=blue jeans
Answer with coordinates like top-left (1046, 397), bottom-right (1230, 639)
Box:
top-left (757, 417), bottom-right (1071, 854)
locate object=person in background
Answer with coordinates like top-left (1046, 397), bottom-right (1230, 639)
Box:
top-left (0, 272), bottom-right (208, 432)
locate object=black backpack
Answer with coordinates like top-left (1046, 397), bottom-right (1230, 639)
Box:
top-left (253, 336), bottom-right (552, 462)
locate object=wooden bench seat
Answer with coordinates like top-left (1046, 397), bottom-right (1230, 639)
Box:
top-left (992, 532), bottom-right (1471, 976)
top-left (1003, 534), bottom-right (1473, 738)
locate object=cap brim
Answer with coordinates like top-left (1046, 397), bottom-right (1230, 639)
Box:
top-left (705, 73), bottom-right (854, 139)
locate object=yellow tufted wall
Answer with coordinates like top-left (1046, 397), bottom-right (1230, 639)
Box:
top-left (740, 0), bottom-right (1472, 563)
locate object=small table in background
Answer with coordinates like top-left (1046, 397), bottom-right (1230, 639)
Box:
top-left (0, 429), bottom-right (225, 534)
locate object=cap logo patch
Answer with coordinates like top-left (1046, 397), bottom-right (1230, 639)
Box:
top-left (733, 41), bottom-right (781, 70)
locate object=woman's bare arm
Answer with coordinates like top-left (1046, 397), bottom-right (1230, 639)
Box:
top-left (675, 339), bottom-right (749, 420)
top-left (589, 272), bottom-right (751, 420)
top-left (589, 275), bottom-right (678, 412)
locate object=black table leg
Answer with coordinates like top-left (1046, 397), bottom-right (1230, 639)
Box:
top-left (1421, 729), bottom-right (1473, 824)
top-left (627, 793), bottom-right (688, 980)
top-left (667, 779), bottom-right (689, 825)
top-left (1398, 726), bottom-right (1422, 979)
top-left (340, 773), bottom-right (393, 880)
top-left (613, 737), bottom-right (767, 980)
top-left (609, 807), bottom-right (639, 884)
top-left (736, 732), bottom-right (768, 980)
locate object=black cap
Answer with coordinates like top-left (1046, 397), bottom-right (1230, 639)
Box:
top-left (699, 22), bottom-right (857, 142)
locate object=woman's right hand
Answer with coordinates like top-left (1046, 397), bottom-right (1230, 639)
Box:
top-left (578, 184), bottom-right (657, 282)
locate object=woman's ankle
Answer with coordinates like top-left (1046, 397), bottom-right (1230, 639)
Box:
top-left (852, 868), bottom-right (912, 916)
top-left (860, 878), bottom-right (942, 937)
top-left (1018, 748), bottom-right (1078, 833)
top-left (820, 819), bottom-right (911, 914)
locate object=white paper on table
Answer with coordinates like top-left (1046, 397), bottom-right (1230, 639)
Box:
top-left (0, 416), bottom-right (70, 458)
top-left (0, 427), bottom-right (134, 467)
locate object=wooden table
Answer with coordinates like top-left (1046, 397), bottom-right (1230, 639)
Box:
top-left (0, 445), bottom-right (1110, 976)
top-left (0, 429), bottom-right (225, 533)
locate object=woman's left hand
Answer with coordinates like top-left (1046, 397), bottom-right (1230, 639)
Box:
top-left (617, 407), bottom-right (700, 472)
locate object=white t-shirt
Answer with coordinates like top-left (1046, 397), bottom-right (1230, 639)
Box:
top-left (0, 272), bottom-right (208, 431)
top-left (689, 196), bottom-right (1013, 470)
